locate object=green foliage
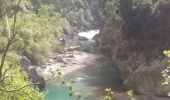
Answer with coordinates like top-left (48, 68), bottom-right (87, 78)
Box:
top-left (102, 88), bottom-right (136, 100)
top-left (127, 89), bottom-right (136, 100)
top-left (162, 50), bottom-right (170, 85)
top-left (0, 37), bottom-right (7, 51)
top-left (48, 0), bottom-right (102, 30)
top-left (0, 53), bottom-right (44, 100)
top-left (103, 0), bottom-right (123, 31)
top-left (0, 0), bottom-right (102, 99)
top-left (103, 88), bottom-right (114, 100)
top-left (2, 4), bottom-right (68, 65)
top-left (50, 69), bottom-right (82, 100)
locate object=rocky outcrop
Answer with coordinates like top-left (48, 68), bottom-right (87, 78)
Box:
top-left (78, 35), bottom-right (89, 41)
top-left (20, 57), bottom-right (45, 90)
top-left (99, 0), bottom-right (170, 96)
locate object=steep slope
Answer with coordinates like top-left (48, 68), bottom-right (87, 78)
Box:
top-left (30, 0), bottom-right (103, 32)
top-left (98, 0), bottom-right (170, 96)
top-left (0, 0), bottom-right (103, 65)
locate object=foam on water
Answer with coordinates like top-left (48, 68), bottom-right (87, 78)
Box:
top-left (78, 30), bottom-right (99, 40)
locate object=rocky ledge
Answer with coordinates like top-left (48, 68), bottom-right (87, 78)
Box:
top-left (20, 57), bottom-right (45, 90)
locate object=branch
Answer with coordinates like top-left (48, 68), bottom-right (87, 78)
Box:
top-left (0, 84), bottom-right (32, 92)
top-left (0, 78), bottom-right (54, 92)
top-left (0, 9), bottom-right (11, 19)
top-left (1, 65), bottom-right (14, 82)
top-left (0, 0), bottom-right (22, 80)
top-left (0, 0), bottom-right (22, 18)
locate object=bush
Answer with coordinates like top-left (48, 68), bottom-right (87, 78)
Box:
top-left (5, 4), bottom-right (69, 65)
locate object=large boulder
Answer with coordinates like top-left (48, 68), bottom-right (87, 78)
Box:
top-left (78, 35), bottom-right (89, 41)
top-left (20, 57), bottom-right (45, 90)
top-left (54, 54), bottom-right (64, 62)
top-left (29, 67), bottom-right (45, 90)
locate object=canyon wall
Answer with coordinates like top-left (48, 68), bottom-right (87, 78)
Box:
top-left (99, 0), bottom-right (170, 96)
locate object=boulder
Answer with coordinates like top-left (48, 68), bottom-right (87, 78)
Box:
top-left (61, 63), bottom-right (67, 67)
top-left (20, 57), bottom-right (45, 90)
top-left (92, 34), bottom-right (99, 42)
top-left (65, 46), bottom-right (81, 51)
top-left (65, 54), bottom-right (74, 58)
top-left (20, 57), bottom-right (30, 72)
top-left (29, 67), bottom-right (45, 90)
top-left (54, 55), bottom-right (64, 62)
top-left (78, 35), bottom-right (89, 41)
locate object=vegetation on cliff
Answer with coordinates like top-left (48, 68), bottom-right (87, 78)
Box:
top-left (0, 0), bottom-right (103, 99)
top-left (99, 0), bottom-right (170, 96)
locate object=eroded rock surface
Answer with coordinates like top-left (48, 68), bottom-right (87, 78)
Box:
top-left (20, 57), bottom-right (45, 89)
top-left (98, 0), bottom-right (170, 96)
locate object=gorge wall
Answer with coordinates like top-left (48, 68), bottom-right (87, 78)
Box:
top-left (0, 0), bottom-right (103, 65)
top-left (98, 0), bottom-right (170, 96)
top-left (30, 0), bottom-right (103, 33)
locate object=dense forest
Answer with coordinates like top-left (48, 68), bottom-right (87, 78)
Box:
top-left (1, 0), bottom-right (170, 100)
top-left (0, 0), bottom-right (103, 99)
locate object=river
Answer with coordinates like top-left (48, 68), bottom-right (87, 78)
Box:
top-left (43, 30), bottom-right (122, 100)
top-left (43, 30), bottom-right (170, 100)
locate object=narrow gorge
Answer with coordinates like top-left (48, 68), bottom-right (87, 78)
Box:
top-left (1, 0), bottom-right (170, 100)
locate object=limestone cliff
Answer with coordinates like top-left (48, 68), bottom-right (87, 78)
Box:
top-left (99, 0), bottom-right (170, 96)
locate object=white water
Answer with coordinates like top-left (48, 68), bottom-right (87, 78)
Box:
top-left (78, 30), bottom-right (99, 40)
top-left (42, 30), bottom-right (99, 76)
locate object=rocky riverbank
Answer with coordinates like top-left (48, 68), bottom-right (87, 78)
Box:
top-left (35, 30), bottom-right (111, 79)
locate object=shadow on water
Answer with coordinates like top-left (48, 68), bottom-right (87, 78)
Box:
top-left (44, 64), bottom-right (124, 100)
top-left (44, 30), bottom-right (170, 100)
top-left (45, 65), bottom-right (170, 100)
top-left (65, 65), bottom-right (124, 100)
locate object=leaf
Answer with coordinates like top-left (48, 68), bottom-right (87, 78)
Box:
top-left (69, 92), bottom-right (73, 97)
top-left (71, 80), bottom-right (76, 84)
top-left (61, 80), bottom-right (65, 85)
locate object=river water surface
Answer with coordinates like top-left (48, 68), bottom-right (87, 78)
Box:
top-left (44, 30), bottom-right (122, 100)
top-left (44, 30), bottom-right (170, 100)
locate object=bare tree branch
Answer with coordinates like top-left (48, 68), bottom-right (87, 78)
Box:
top-left (0, 0), bottom-right (22, 80)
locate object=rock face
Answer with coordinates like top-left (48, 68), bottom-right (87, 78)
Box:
top-left (20, 57), bottom-right (45, 90)
top-left (99, 0), bottom-right (170, 96)
top-left (78, 35), bottom-right (89, 41)
top-left (54, 55), bottom-right (64, 62)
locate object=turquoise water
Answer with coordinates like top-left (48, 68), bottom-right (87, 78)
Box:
top-left (44, 30), bottom-right (170, 100)
top-left (45, 66), bottom-right (122, 100)
top-left (44, 30), bottom-right (122, 100)
top-left (44, 80), bottom-right (77, 100)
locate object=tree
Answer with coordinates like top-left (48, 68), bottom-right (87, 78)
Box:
top-left (0, 0), bottom-right (44, 99)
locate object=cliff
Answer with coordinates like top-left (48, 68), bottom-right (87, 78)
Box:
top-left (98, 0), bottom-right (170, 96)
